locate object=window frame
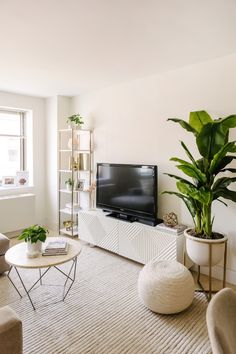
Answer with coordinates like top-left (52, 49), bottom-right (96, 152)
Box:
top-left (0, 109), bottom-right (27, 180)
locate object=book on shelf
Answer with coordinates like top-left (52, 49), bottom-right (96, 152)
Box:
top-left (156, 223), bottom-right (187, 235)
top-left (42, 240), bottom-right (69, 256)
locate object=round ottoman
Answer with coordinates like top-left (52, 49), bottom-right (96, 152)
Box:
top-left (138, 260), bottom-right (195, 314)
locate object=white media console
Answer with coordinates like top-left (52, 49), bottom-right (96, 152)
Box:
top-left (78, 210), bottom-right (185, 265)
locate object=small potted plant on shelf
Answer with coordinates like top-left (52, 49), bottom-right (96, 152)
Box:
top-left (18, 224), bottom-right (48, 258)
top-left (65, 178), bottom-right (75, 191)
top-left (67, 114), bottom-right (84, 129)
top-left (163, 110), bottom-right (236, 267)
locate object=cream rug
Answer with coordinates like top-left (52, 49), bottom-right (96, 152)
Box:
top-left (0, 243), bottom-right (211, 354)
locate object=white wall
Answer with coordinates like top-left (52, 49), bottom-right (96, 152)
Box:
top-left (0, 91), bottom-right (46, 233)
top-left (71, 53), bottom-right (236, 283)
top-left (45, 96), bottom-right (72, 231)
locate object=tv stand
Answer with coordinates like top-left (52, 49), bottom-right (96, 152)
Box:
top-left (107, 212), bottom-right (137, 223)
top-left (78, 210), bottom-right (185, 265)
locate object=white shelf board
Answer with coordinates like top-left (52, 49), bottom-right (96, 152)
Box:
top-left (59, 169), bottom-right (90, 173)
top-left (60, 208), bottom-right (80, 215)
top-left (60, 227), bottom-right (78, 236)
top-left (59, 189), bottom-right (72, 193)
top-left (59, 129), bottom-right (91, 133)
top-left (59, 149), bottom-right (91, 153)
top-left (59, 188), bottom-right (89, 193)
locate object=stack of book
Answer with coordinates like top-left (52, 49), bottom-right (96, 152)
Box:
top-left (42, 240), bottom-right (69, 256)
top-left (156, 223), bottom-right (187, 235)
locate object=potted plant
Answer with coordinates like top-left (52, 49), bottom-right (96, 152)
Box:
top-left (67, 114), bottom-right (84, 129)
top-left (65, 177), bottom-right (74, 191)
top-left (18, 224), bottom-right (48, 258)
top-left (163, 110), bottom-right (236, 266)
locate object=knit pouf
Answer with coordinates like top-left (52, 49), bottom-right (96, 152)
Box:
top-left (138, 260), bottom-right (195, 314)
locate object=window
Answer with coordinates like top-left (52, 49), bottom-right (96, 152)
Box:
top-left (0, 109), bottom-right (27, 185)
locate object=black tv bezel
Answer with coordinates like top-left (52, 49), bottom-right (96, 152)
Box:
top-left (96, 163), bottom-right (158, 225)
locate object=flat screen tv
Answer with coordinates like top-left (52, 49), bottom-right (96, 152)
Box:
top-left (96, 163), bottom-right (158, 226)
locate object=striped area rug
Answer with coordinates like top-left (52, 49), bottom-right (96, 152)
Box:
top-left (0, 243), bottom-right (211, 354)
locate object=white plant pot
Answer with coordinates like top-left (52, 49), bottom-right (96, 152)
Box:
top-left (66, 184), bottom-right (73, 191)
top-left (27, 240), bottom-right (42, 258)
top-left (185, 228), bottom-right (227, 266)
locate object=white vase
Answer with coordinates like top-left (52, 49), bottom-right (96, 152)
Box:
top-left (66, 184), bottom-right (73, 191)
top-left (184, 228), bottom-right (227, 266)
top-left (27, 240), bottom-right (42, 258)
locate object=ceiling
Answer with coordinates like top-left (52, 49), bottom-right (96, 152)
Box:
top-left (0, 0), bottom-right (236, 98)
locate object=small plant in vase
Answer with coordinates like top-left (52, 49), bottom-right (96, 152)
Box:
top-left (18, 224), bottom-right (48, 258)
top-left (65, 178), bottom-right (75, 191)
top-left (67, 114), bottom-right (84, 129)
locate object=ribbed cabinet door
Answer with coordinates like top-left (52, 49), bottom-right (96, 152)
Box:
top-left (78, 211), bottom-right (119, 253)
top-left (119, 223), bottom-right (179, 264)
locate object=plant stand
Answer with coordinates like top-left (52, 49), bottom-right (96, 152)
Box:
top-left (195, 239), bottom-right (228, 302)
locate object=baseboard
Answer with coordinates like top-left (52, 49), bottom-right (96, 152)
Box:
top-left (193, 264), bottom-right (236, 285)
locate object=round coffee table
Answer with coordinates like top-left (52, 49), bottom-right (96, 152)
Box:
top-left (5, 237), bottom-right (82, 310)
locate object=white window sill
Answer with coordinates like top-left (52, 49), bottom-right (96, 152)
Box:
top-left (0, 185), bottom-right (34, 197)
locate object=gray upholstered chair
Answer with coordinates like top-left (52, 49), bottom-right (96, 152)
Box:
top-left (206, 287), bottom-right (236, 354)
top-left (0, 306), bottom-right (23, 354)
top-left (0, 233), bottom-right (10, 274)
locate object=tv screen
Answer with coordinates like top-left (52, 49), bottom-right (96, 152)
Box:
top-left (96, 163), bottom-right (158, 225)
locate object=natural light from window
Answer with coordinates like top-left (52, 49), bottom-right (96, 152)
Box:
top-left (0, 109), bottom-right (32, 189)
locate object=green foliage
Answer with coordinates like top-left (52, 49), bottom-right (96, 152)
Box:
top-left (67, 114), bottom-right (84, 126)
top-left (163, 110), bottom-right (236, 238)
top-left (65, 178), bottom-right (74, 186)
top-left (18, 225), bottom-right (48, 244)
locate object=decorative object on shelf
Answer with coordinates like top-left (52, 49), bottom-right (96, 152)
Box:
top-left (79, 153), bottom-right (90, 171)
top-left (16, 171), bottom-right (29, 186)
top-left (18, 224), bottom-right (48, 258)
top-left (2, 176), bottom-right (16, 186)
top-left (163, 212), bottom-right (178, 227)
top-left (163, 110), bottom-right (236, 299)
top-left (67, 113), bottom-right (84, 129)
top-left (65, 178), bottom-right (74, 191)
top-left (67, 131), bottom-right (79, 150)
top-left (76, 179), bottom-right (85, 191)
top-left (88, 181), bottom-right (96, 209)
top-left (63, 220), bottom-right (74, 231)
top-left (138, 260), bottom-right (195, 314)
top-left (69, 157), bottom-right (79, 171)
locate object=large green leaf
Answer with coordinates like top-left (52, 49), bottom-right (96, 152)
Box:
top-left (221, 168), bottom-right (236, 173)
top-left (189, 188), bottom-right (212, 205)
top-left (189, 111), bottom-right (212, 133)
top-left (167, 118), bottom-right (196, 134)
top-left (212, 177), bottom-right (236, 201)
top-left (196, 122), bottom-right (229, 159)
top-left (171, 157), bottom-right (207, 183)
top-left (164, 173), bottom-right (196, 186)
top-left (176, 180), bottom-right (196, 195)
top-left (212, 155), bottom-right (236, 174)
top-left (177, 181), bottom-right (212, 205)
top-left (214, 189), bottom-right (236, 203)
top-left (218, 114), bottom-right (236, 128)
top-left (209, 141), bottom-right (236, 174)
top-left (212, 177), bottom-right (236, 191)
top-left (162, 191), bottom-right (197, 218)
top-left (180, 141), bottom-right (198, 167)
